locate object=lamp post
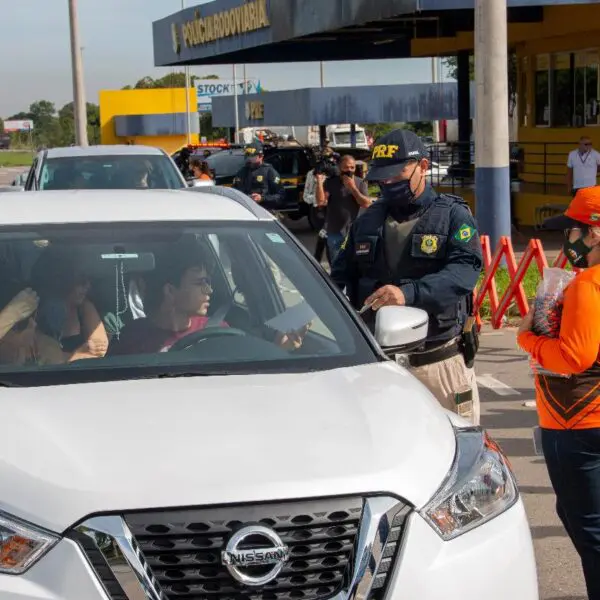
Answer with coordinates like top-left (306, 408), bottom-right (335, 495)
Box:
top-left (68, 0), bottom-right (88, 146)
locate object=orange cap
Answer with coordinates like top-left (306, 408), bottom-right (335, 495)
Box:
top-left (565, 186), bottom-right (600, 226)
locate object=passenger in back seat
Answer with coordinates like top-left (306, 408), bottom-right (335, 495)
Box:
top-left (0, 283), bottom-right (65, 366)
top-left (32, 252), bottom-right (109, 361)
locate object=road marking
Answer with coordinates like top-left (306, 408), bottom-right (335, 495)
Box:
top-left (476, 374), bottom-right (521, 396)
top-left (523, 400), bottom-right (537, 408)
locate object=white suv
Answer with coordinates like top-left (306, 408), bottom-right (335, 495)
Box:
top-left (21, 145), bottom-right (187, 191)
top-left (0, 187), bottom-right (537, 599)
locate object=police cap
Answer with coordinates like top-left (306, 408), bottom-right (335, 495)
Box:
top-left (244, 142), bottom-right (264, 157)
top-left (367, 129), bottom-right (428, 181)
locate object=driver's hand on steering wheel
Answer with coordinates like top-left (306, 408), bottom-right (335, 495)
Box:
top-left (275, 322), bottom-right (312, 351)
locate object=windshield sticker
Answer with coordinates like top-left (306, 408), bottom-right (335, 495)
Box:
top-left (266, 233), bottom-right (285, 244)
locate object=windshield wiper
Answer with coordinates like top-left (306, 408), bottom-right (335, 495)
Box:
top-left (132, 370), bottom-right (232, 381)
top-left (0, 380), bottom-right (22, 388)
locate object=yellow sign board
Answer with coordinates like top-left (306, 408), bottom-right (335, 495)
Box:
top-left (177, 0), bottom-right (270, 51)
top-left (245, 101), bottom-right (265, 120)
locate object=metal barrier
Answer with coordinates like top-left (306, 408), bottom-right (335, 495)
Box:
top-left (426, 140), bottom-right (577, 197)
top-left (474, 234), bottom-right (578, 329)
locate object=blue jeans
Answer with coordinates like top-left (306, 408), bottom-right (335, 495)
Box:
top-left (542, 427), bottom-right (600, 599)
top-left (326, 232), bottom-right (346, 264)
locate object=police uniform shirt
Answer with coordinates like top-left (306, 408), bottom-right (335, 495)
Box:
top-left (233, 162), bottom-right (284, 208)
top-left (331, 184), bottom-right (483, 344)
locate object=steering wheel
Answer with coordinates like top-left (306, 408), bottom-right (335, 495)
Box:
top-left (167, 327), bottom-right (247, 352)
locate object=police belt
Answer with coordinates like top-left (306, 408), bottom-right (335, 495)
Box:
top-left (407, 338), bottom-right (462, 368)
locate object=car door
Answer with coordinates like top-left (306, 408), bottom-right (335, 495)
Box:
top-left (264, 150), bottom-right (301, 209)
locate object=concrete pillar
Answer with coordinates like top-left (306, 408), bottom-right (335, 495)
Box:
top-left (319, 125), bottom-right (327, 148)
top-left (457, 51), bottom-right (471, 177)
top-left (474, 0), bottom-right (511, 246)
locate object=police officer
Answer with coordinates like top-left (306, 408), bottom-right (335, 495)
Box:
top-left (331, 129), bottom-right (483, 424)
top-left (233, 143), bottom-right (285, 210)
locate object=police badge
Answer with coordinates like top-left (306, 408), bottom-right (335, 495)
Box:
top-left (420, 234), bottom-right (438, 255)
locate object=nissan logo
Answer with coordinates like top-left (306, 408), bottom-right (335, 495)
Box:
top-left (221, 525), bottom-right (290, 586)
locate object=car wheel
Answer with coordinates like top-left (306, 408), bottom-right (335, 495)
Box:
top-left (308, 206), bottom-right (326, 232)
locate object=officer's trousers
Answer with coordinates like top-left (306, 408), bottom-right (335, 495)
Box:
top-left (408, 350), bottom-right (481, 426)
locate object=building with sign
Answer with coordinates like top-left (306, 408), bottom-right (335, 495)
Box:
top-left (152, 0), bottom-right (600, 227)
top-left (98, 88), bottom-right (199, 153)
top-left (197, 78), bottom-right (261, 112)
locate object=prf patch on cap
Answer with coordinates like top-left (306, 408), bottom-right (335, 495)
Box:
top-left (372, 144), bottom-right (398, 159)
top-left (245, 147), bottom-right (258, 155)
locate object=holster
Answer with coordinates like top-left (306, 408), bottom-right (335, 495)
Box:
top-left (460, 315), bottom-right (479, 369)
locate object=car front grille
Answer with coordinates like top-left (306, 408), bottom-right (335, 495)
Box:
top-left (71, 496), bottom-right (410, 600)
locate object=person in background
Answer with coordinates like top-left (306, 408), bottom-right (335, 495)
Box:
top-left (517, 187), bottom-right (600, 600)
top-left (331, 129), bottom-right (483, 424)
top-left (315, 154), bottom-right (372, 262)
top-left (233, 143), bottom-right (285, 210)
top-left (190, 160), bottom-right (212, 181)
top-left (567, 136), bottom-right (600, 197)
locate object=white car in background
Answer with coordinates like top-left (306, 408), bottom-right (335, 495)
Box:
top-left (0, 187), bottom-right (537, 599)
top-left (19, 144), bottom-right (188, 191)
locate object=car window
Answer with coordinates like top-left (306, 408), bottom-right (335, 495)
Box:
top-left (0, 222), bottom-right (375, 386)
top-left (265, 152), bottom-right (298, 176)
top-left (38, 155), bottom-right (185, 190)
top-left (205, 152), bottom-right (246, 178)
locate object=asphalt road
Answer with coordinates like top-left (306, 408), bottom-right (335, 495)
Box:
top-left (0, 178), bottom-right (587, 598)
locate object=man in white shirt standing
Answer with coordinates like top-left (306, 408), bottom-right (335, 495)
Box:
top-left (567, 136), bottom-right (600, 196)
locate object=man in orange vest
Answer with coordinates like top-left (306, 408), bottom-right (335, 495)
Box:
top-left (518, 186), bottom-right (600, 599)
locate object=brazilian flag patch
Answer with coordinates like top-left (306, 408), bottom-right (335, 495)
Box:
top-left (454, 223), bottom-right (475, 243)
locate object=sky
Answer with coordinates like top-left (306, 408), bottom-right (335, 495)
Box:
top-left (0, 0), bottom-right (448, 119)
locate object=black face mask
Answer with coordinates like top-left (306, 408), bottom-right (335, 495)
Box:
top-left (563, 238), bottom-right (592, 268)
top-left (246, 157), bottom-right (261, 169)
top-left (379, 164), bottom-right (420, 209)
top-left (341, 170), bottom-right (354, 178)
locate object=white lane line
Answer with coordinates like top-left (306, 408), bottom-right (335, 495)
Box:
top-left (476, 374), bottom-right (521, 397)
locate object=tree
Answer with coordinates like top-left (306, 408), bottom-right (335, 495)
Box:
top-left (442, 53), bottom-right (518, 117)
top-left (362, 122), bottom-right (402, 140)
top-left (130, 72), bottom-right (219, 89)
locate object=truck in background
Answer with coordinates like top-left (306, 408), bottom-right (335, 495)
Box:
top-left (239, 125), bottom-right (370, 150)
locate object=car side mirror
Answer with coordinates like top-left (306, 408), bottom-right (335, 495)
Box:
top-left (374, 306), bottom-right (428, 356)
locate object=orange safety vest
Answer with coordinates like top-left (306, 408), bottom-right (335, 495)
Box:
top-left (518, 264), bottom-right (600, 429)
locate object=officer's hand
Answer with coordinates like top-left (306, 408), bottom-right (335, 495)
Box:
top-left (251, 193), bottom-right (262, 203)
top-left (316, 174), bottom-right (326, 185)
top-left (365, 285), bottom-right (406, 310)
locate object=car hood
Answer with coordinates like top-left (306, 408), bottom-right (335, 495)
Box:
top-left (0, 362), bottom-right (456, 533)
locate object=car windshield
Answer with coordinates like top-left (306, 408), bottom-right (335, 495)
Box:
top-left (39, 155), bottom-right (185, 190)
top-left (205, 152), bottom-right (246, 177)
top-left (0, 221), bottom-right (376, 386)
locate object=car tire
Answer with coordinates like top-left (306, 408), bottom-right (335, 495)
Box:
top-left (308, 206), bottom-right (326, 232)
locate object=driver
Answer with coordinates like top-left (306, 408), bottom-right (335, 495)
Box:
top-left (109, 252), bottom-right (220, 356)
top-left (110, 247), bottom-right (310, 356)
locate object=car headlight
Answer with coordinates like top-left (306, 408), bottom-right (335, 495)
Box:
top-left (0, 511), bottom-right (58, 574)
top-left (421, 426), bottom-right (518, 541)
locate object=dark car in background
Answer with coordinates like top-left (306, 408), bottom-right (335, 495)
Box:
top-left (204, 145), bottom-right (320, 227)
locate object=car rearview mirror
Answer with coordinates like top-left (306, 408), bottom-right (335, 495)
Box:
top-left (374, 306), bottom-right (428, 356)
